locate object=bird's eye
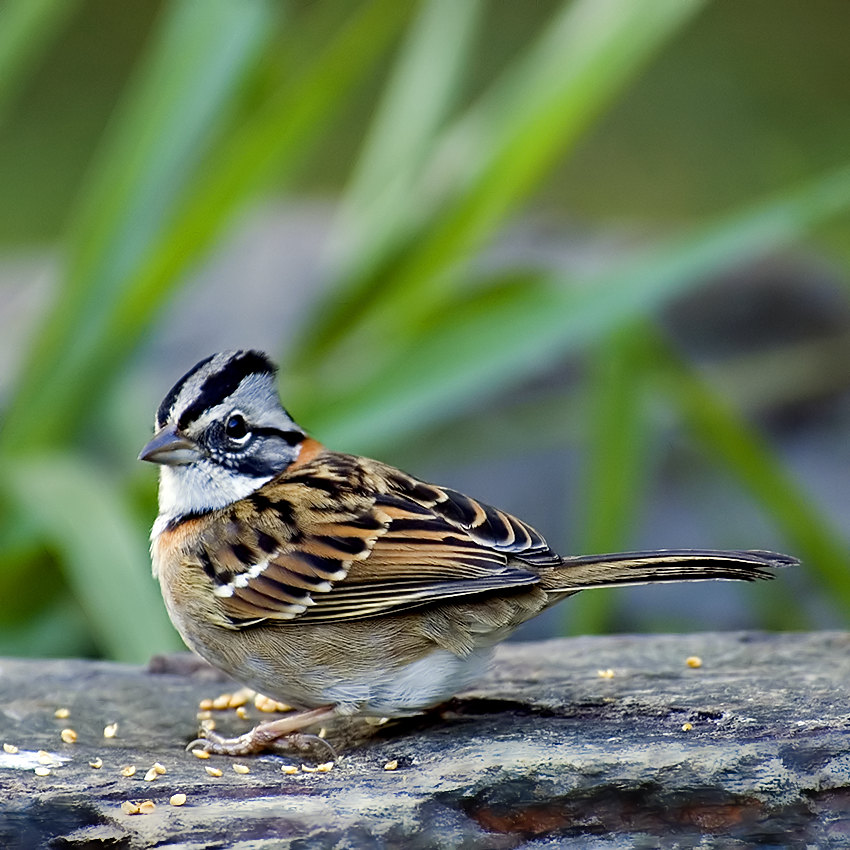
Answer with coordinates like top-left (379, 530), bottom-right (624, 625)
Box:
top-left (224, 412), bottom-right (249, 441)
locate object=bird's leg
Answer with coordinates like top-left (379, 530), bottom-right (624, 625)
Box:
top-left (187, 705), bottom-right (336, 756)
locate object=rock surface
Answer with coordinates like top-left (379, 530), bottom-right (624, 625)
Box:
top-left (1, 631), bottom-right (848, 849)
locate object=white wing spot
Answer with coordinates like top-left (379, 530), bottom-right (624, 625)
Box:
top-left (214, 558), bottom-right (270, 596)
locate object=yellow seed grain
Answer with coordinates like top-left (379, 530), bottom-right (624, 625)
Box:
top-left (3, 743), bottom-right (18, 754)
top-left (212, 694), bottom-right (231, 710)
top-left (317, 761), bottom-right (334, 772)
top-left (205, 766), bottom-right (223, 777)
top-left (153, 762), bottom-right (166, 775)
top-left (121, 765), bottom-right (136, 777)
top-left (54, 707), bottom-right (70, 719)
top-left (144, 767), bottom-right (159, 782)
top-left (281, 764), bottom-right (299, 775)
top-left (198, 698), bottom-right (214, 711)
top-left (233, 763), bottom-right (250, 774)
top-left (200, 718), bottom-right (216, 732)
top-left (121, 801), bottom-right (140, 815)
top-left (60, 728), bottom-right (77, 744)
top-left (597, 669), bottom-right (615, 679)
top-left (686, 656), bottom-right (703, 669)
top-left (228, 688), bottom-right (252, 708)
top-left (383, 760), bottom-right (399, 771)
top-left (301, 764), bottom-right (319, 773)
top-left (682, 722), bottom-right (693, 732)
top-left (317, 727), bottom-right (327, 739)
top-left (139, 800), bottom-right (156, 815)
top-left (169, 793), bottom-right (187, 807)
top-left (235, 706), bottom-right (249, 720)
top-left (37, 751), bottom-right (52, 765)
top-left (254, 694), bottom-right (291, 713)
top-left (254, 694), bottom-right (275, 712)
top-left (89, 758), bottom-right (103, 769)
top-left (191, 748), bottom-right (210, 759)
top-left (34, 766), bottom-right (51, 776)
top-left (197, 710), bottom-right (212, 721)
top-left (103, 723), bottom-right (118, 739)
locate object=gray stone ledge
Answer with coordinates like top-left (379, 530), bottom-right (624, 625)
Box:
top-left (1, 631), bottom-right (848, 849)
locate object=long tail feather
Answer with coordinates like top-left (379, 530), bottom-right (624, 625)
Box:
top-left (543, 549), bottom-right (798, 592)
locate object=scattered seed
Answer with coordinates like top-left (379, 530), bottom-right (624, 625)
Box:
top-left (597, 669), bottom-right (615, 679)
top-left (228, 688), bottom-right (253, 708)
top-left (200, 718), bottom-right (216, 732)
top-left (198, 698), bottom-right (214, 711)
top-left (153, 762), bottom-right (166, 775)
top-left (233, 763), bottom-right (250, 774)
top-left (235, 706), bottom-right (249, 720)
top-left (205, 766), bottom-right (223, 777)
top-left (34, 767), bottom-right (51, 777)
top-left (54, 708), bottom-right (70, 719)
top-left (139, 800), bottom-right (156, 815)
top-left (281, 764), bottom-right (299, 775)
top-left (317, 727), bottom-right (327, 739)
top-left (686, 656), bottom-right (703, 669)
top-left (103, 723), bottom-right (118, 739)
top-left (121, 765), bottom-right (137, 777)
top-left (301, 764), bottom-right (319, 773)
top-left (254, 694), bottom-right (291, 713)
top-left (89, 758), bottom-right (103, 769)
top-left (144, 767), bottom-right (159, 782)
top-left (169, 793), bottom-right (187, 807)
top-left (121, 801), bottom-right (139, 815)
top-left (60, 728), bottom-right (77, 744)
top-left (37, 751), bottom-right (52, 765)
top-left (197, 710), bottom-right (213, 721)
top-left (383, 760), bottom-right (399, 771)
top-left (191, 748), bottom-right (210, 759)
top-left (3, 743), bottom-right (18, 754)
top-left (212, 694), bottom-right (231, 710)
top-left (682, 722), bottom-right (694, 732)
top-left (317, 761), bottom-right (334, 772)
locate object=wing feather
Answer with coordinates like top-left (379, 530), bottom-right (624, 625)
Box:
top-left (199, 453), bottom-right (556, 626)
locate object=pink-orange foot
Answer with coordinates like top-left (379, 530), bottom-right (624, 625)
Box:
top-left (188, 705), bottom-right (336, 756)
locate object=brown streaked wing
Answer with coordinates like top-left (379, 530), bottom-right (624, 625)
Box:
top-left (206, 453), bottom-right (556, 627)
top-left (200, 475), bottom-right (390, 623)
top-left (381, 472), bottom-right (562, 567)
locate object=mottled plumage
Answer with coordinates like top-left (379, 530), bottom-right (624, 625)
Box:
top-left (142, 350), bottom-right (797, 754)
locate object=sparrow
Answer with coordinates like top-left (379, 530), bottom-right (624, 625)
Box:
top-left (140, 350), bottom-right (797, 755)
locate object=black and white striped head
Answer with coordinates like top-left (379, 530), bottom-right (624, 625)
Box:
top-left (140, 350), bottom-right (306, 526)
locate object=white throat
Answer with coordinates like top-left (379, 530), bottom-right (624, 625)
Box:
top-left (151, 461), bottom-right (273, 540)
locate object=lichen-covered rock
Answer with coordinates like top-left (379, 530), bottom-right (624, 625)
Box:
top-left (1, 631), bottom-right (848, 848)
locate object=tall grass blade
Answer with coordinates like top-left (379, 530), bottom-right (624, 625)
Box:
top-left (1, 0), bottom-right (276, 453)
top-left (0, 0), bottom-right (81, 123)
top-left (296, 0), bottom-right (705, 366)
top-left (300, 164), bottom-right (850, 454)
top-left (3, 455), bottom-right (181, 661)
top-left (568, 326), bottom-right (653, 634)
top-left (330, 0), bottom-right (483, 275)
top-left (656, 339), bottom-right (850, 619)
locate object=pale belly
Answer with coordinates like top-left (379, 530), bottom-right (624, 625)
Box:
top-left (318, 647), bottom-right (494, 716)
top-left (169, 603), bottom-right (495, 717)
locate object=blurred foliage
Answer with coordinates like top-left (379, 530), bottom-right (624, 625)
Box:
top-left (0, 0), bottom-right (848, 661)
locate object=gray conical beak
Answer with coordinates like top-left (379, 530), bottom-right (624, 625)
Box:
top-left (139, 424), bottom-right (200, 466)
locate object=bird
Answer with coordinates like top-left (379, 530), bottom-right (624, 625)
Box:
top-left (140, 349), bottom-right (797, 755)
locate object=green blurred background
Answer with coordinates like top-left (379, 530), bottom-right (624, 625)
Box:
top-left (0, 0), bottom-right (848, 662)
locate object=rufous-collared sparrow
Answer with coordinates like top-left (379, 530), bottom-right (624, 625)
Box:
top-left (140, 350), bottom-right (797, 754)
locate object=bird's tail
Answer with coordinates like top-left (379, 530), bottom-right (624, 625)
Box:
top-left (541, 549), bottom-right (798, 592)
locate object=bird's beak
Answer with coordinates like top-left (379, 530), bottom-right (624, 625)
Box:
top-left (139, 424), bottom-right (200, 466)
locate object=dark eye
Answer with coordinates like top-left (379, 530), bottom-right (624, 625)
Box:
top-left (224, 412), bottom-right (249, 441)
